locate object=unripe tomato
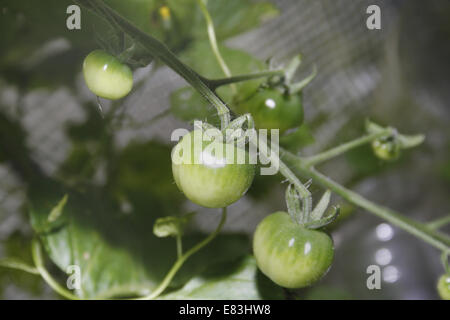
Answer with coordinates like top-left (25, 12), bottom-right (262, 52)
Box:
top-left (234, 83), bottom-right (304, 135)
top-left (82, 50), bottom-right (133, 100)
top-left (253, 211), bottom-right (334, 288)
top-left (437, 274), bottom-right (450, 300)
top-left (371, 138), bottom-right (400, 161)
top-left (171, 130), bottom-right (255, 208)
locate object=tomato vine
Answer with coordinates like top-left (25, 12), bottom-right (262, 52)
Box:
top-left (1, 0), bottom-right (447, 300)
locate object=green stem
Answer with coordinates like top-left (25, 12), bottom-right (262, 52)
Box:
top-left (138, 208), bottom-right (227, 300)
top-left (303, 129), bottom-right (393, 167)
top-left (76, 0), bottom-right (231, 129)
top-left (176, 234), bottom-right (183, 259)
top-left (281, 149), bottom-right (450, 252)
top-left (251, 136), bottom-right (312, 217)
top-left (208, 70), bottom-right (284, 90)
top-left (0, 258), bottom-right (39, 275)
top-left (31, 238), bottom-right (81, 300)
top-left (428, 215), bottom-right (450, 231)
top-left (196, 0), bottom-right (232, 79)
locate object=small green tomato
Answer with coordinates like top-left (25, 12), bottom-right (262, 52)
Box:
top-left (82, 50), bottom-right (133, 100)
top-left (171, 130), bottom-right (255, 208)
top-left (253, 211), bottom-right (334, 288)
top-left (437, 274), bottom-right (450, 300)
top-left (371, 138), bottom-right (400, 161)
top-left (234, 83), bottom-right (304, 135)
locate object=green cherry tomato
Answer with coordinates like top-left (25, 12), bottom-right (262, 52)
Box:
top-left (371, 138), bottom-right (400, 161)
top-left (171, 130), bottom-right (255, 208)
top-left (234, 83), bottom-right (304, 134)
top-left (83, 50), bottom-right (133, 100)
top-left (253, 212), bottom-right (334, 288)
top-left (437, 274), bottom-right (450, 300)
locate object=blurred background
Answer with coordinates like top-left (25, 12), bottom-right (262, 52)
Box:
top-left (0, 0), bottom-right (449, 299)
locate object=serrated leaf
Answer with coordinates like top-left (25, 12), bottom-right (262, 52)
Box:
top-left (159, 256), bottom-right (284, 300)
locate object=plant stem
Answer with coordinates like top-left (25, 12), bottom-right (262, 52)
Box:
top-left (0, 258), bottom-right (39, 275)
top-left (281, 149), bottom-right (450, 252)
top-left (196, 0), bottom-right (233, 80)
top-left (138, 208), bottom-right (227, 300)
top-left (208, 70), bottom-right (284, 90)
top-left (77, 0), bottom-right (449, 255)
top-left (251, 136), bottom-right (312, 217)
top-left (76, 0), bottom-right (231, 129)
top-left (303, 129), bottom-right (393, 167)
top-left (428, 215), bottom-right (450, 231)
top-left (31, 238), bottom-right (80, 300)
top-left (176, 234), bottom-right (183, 259)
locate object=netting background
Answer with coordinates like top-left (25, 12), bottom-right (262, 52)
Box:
top-left (0, 0), bottom-right (449, 299)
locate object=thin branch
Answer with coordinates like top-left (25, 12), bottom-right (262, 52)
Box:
top-left (0, 258), bottom-right (39, 275)
top-left (196, 0), bottom-right (232, 79)
top-left (207, 70), bottom-right (284, 90)
top-left (31, 238), bottom-right (80, 300)
top-left (303, 129), bottom-right (393, 167)
top-left (281, 148), bottom-right (450, 252)
top-left (138, 208), bottom-right (227, 300)
top-left (428, 215), bottom-right (450, 231)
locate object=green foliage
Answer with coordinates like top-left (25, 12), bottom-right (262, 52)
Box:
top-left (159, 256), bottom-right (284, 299)
top-left (0, 232), bottom-right (45, 298)
top-left (28, 184), bottom-right (251, 298)
top-left (171, 42), bottom-right (266, 123)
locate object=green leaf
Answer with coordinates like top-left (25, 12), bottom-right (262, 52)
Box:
top-left (182, 41), bottom-right (265, 80)
top-left (159, 256), bottom-right (284, 300)
top-left (28, 179), bottom-right (250, 299)
top-left (171, 42), bottom-right (266, 123)
top-left (304, 285), bottom-right (353, 300)
top-left (199, 0), bottom-right (278, 40)
top-left (170, 86), bottom-right (220, 127)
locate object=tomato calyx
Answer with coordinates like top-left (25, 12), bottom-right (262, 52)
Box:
top-left (285, 183), bottom-right (339, 230)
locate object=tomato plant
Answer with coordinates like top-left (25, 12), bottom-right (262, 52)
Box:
top-left (0, 0), bottom-right (448, 302)
top-left (82, 49), bottom-right (133, 100)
